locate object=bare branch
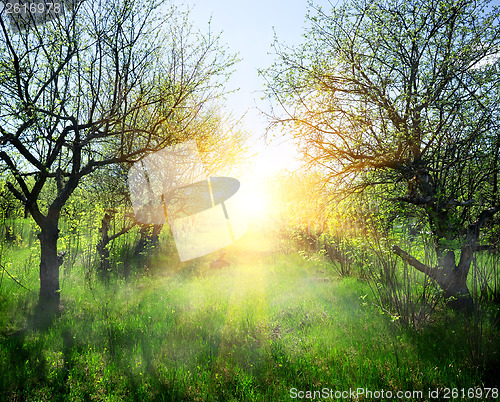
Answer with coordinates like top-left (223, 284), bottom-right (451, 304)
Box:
top-left (392, 245), bottom-right (438, 280)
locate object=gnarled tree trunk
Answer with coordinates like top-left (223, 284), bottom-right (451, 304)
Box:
top-left (393, 207), bottom-right (499, 311)
top-left (393, 245), bottom-right (472, 310)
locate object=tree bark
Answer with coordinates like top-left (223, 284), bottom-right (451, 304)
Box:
top-left (392, 207), bottom-right (499, 311)
top-left (134, 224), bottom-right (162, 257)
top-left (37, 212), bottom-right (61, 317)
top-left (97, 213), bottom-right (112, 278)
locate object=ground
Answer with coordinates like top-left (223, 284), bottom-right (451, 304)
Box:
top-left (0, 228), bottom-right (493, 400)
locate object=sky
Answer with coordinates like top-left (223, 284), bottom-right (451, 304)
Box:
top-left (185, 0), bottom-right (335, 178)
top-left (187, 1), bottom-right (311, 123)
top-left (184, 0), bottom-right (500, 189)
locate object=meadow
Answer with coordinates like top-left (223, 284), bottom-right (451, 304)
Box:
top-left (1, 224), bottom-right (498, 401)
top-left (2, 0), bottom-right (500, 399)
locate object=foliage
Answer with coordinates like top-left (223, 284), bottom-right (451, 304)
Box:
top-left (0, 174), bottom-right (24, 223)
top-left (264, 0), bottom-right (500, 244)
top-left (0, 235), bottom-right (497, 400)
top-left (264, 0), bottom-right (500, 309)
top-left (0, 0), bottom-right (238, 309)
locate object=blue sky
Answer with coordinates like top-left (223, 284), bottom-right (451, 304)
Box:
top-left (185, 0), bottom-right (500, 178)
top-left (187, 1), bottom-right (321, 126)
top-left (186, 1), bottom-right (335, 176)
top-left (187, 0), bottom-right (500, 129)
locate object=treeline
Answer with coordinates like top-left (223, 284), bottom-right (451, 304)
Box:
top-left (0, 0), bottom-right (246, 318)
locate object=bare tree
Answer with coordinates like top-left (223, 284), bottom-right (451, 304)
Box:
top-left (264, 0), bottom-right (500, 309)
top-left (0, 0), bottom-right (237, 316)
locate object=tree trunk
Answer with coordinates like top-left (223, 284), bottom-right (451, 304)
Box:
top-left (97, 213), bottom-right (112, 279)
top-left (392, 207), bottom-right (499, 312)
top-left (96, 212), bottom-right (136, 280)
top-left (37, 213), bottom-right (61, 317)
top-left (392, 245), bottom-right (472, 311)
top-left (134, 224), bottom-right (162, 257)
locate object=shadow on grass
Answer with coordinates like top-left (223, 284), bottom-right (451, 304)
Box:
top-left (0, 326), bottom-right (69, 400)
top-left (403, 308), bottom-right (500, 388)
top-left (0, 305), bottom-right (203, 401)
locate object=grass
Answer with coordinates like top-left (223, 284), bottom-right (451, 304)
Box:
top-left (0, 228), bottom-right (498, 400)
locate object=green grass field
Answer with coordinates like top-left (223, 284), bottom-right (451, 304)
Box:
top-left (0, 229), bottom-right (498, 401)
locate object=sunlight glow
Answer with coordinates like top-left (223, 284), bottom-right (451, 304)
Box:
top-left (240, 189), bottom-right (269, 221)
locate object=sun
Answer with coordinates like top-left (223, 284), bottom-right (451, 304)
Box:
top-left (231, 133), bottom-right (301, 224)
top-left (243, 190), bottom-right (269, 219)
top-left (233, 178), bottom-right (270, 224)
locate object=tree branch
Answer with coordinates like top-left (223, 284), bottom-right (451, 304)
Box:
top-left (391, 196), bottom-right (433, 205)
top-left (392, 245), bottom-right (440, 280)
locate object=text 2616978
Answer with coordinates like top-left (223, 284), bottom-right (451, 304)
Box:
top-left (4, 2), bottom-right (62, 16)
